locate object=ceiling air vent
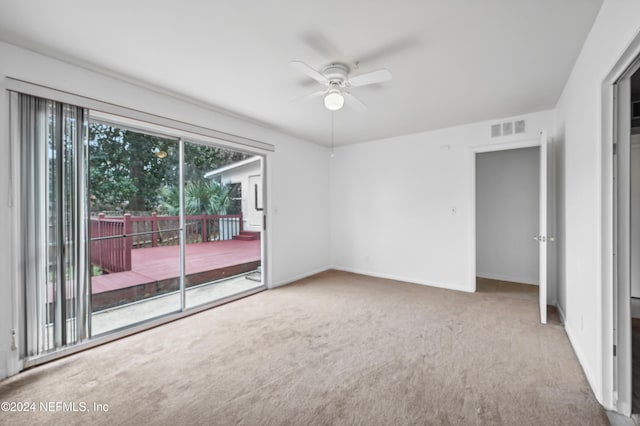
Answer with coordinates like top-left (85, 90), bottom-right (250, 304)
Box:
top-left (514, 120), bottom-right (526, 134)
top-left (491, 124), bottom-right (501, 138)
top-left (502, 122), bottom-right (513, 136)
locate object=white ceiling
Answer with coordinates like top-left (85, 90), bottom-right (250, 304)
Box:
top-left (0, 0), bottom-right (603, 146)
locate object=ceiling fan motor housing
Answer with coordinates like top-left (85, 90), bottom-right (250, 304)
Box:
top-left (322, 63), bottom-right (349, 87)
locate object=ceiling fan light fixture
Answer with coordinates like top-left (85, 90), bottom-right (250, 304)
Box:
top-left (324, 90), bottom-right (344, 111)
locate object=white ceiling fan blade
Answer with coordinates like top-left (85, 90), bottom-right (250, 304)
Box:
top-left (349, 69), bottom-right (392, 87)
top-left (343, 92), bottom-right (367, 111)
top-left (290, 90), bottom-right (326, 103)
top-left (290, 61), bottom-right (327, 84)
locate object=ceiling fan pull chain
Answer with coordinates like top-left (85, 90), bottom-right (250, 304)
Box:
top-left (331, 112), bottom-right (335, 158)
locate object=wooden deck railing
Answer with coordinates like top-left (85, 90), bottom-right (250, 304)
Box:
top-left (90, 213), bottom-right (243, 273)
top-left (90, 214), bottom-right (133, 274)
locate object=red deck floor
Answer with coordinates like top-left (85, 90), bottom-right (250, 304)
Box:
top-left (92, 239), bottom-right (260, 294)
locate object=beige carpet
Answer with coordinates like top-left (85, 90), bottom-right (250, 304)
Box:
top-left (0, 270), bottom-right (607, 425)
top-left (476, 277), bottom-right (538, 302)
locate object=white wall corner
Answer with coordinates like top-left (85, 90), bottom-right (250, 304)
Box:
top-left (270, 266), bottom-right (332, 289)
top-left (330, 265), bottom-right (476, 293)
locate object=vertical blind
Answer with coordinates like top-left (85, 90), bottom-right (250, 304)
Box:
top-left (15, 92), bottom-right (90, 358)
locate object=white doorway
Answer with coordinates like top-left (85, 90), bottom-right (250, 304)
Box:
top-left (472, 133), bottom-right (551, 324)
top-left (476, 146), bottom-right (540, 285)
top-left (612, 55), bottom-right (640, 417)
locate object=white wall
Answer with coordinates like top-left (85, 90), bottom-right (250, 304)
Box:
top-left (0, 42), bottom-right (331, 380)
top-left (330, 110), bottom-right (555, 293)
top-left (476, 147), bottom-right (540, 285)
top-left (554, 0), bottom-right (640, 408)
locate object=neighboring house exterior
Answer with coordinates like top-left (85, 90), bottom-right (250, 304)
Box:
top-left (205, 156), bottom-right (263, 233)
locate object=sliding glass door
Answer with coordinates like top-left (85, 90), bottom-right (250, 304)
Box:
top-left (88, 124), bottom-right (182, 336)
top-left (13, 91), bottom-right (265, 363)
top-left (182, 142), bottom-right (263, 309)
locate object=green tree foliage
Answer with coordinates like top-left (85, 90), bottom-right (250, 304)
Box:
top-left (89, 123), bottom-right (247, 214)
top-left (89, 123), bottom-right (177, 212)
top-left (89, 125), bottom-right (138, 212)
top-left (158, 180), bottom-right (236, 216)
top-left (183, 143), bottom-right (247, 181)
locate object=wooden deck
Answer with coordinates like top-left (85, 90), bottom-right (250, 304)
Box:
top-left (91, 240), bottom-right (260, 310)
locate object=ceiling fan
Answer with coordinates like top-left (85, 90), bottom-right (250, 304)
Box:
top-left (290, 60), bottom-right (392, 111)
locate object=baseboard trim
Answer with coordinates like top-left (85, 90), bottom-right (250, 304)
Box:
top-left (330, 265), bottom-right (474, 293)
top-left (271, 266), bottom-right (331, 289)
top-left (560, 310), bottom-right (601, 408)
top-left (557, 304), bottom-right (566, 324)
top-left (476, 272), bottom-right (539, 286)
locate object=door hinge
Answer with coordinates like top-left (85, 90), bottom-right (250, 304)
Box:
top-left (263, 215), bottom-right (266, 231)
top-left (11, 329), bottom-right (17, 351)
top-left (613, 344), bottom-right (617, 356)
top-left (613, 143), bottom-right (617, 155)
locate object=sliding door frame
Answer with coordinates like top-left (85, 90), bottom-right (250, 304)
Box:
top-left (601, 29), bottom-right (640, 413)
top-left (8, 79), bottom-right (273, 369)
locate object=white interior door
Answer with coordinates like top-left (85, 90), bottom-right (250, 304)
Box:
top-left (539, 131), bottom-right (548, 324)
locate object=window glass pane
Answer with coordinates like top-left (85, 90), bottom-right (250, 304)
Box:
top-left (182, 142), bottom-right (263, 309)
top-left (88, 123), bottom-right (181, 335)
